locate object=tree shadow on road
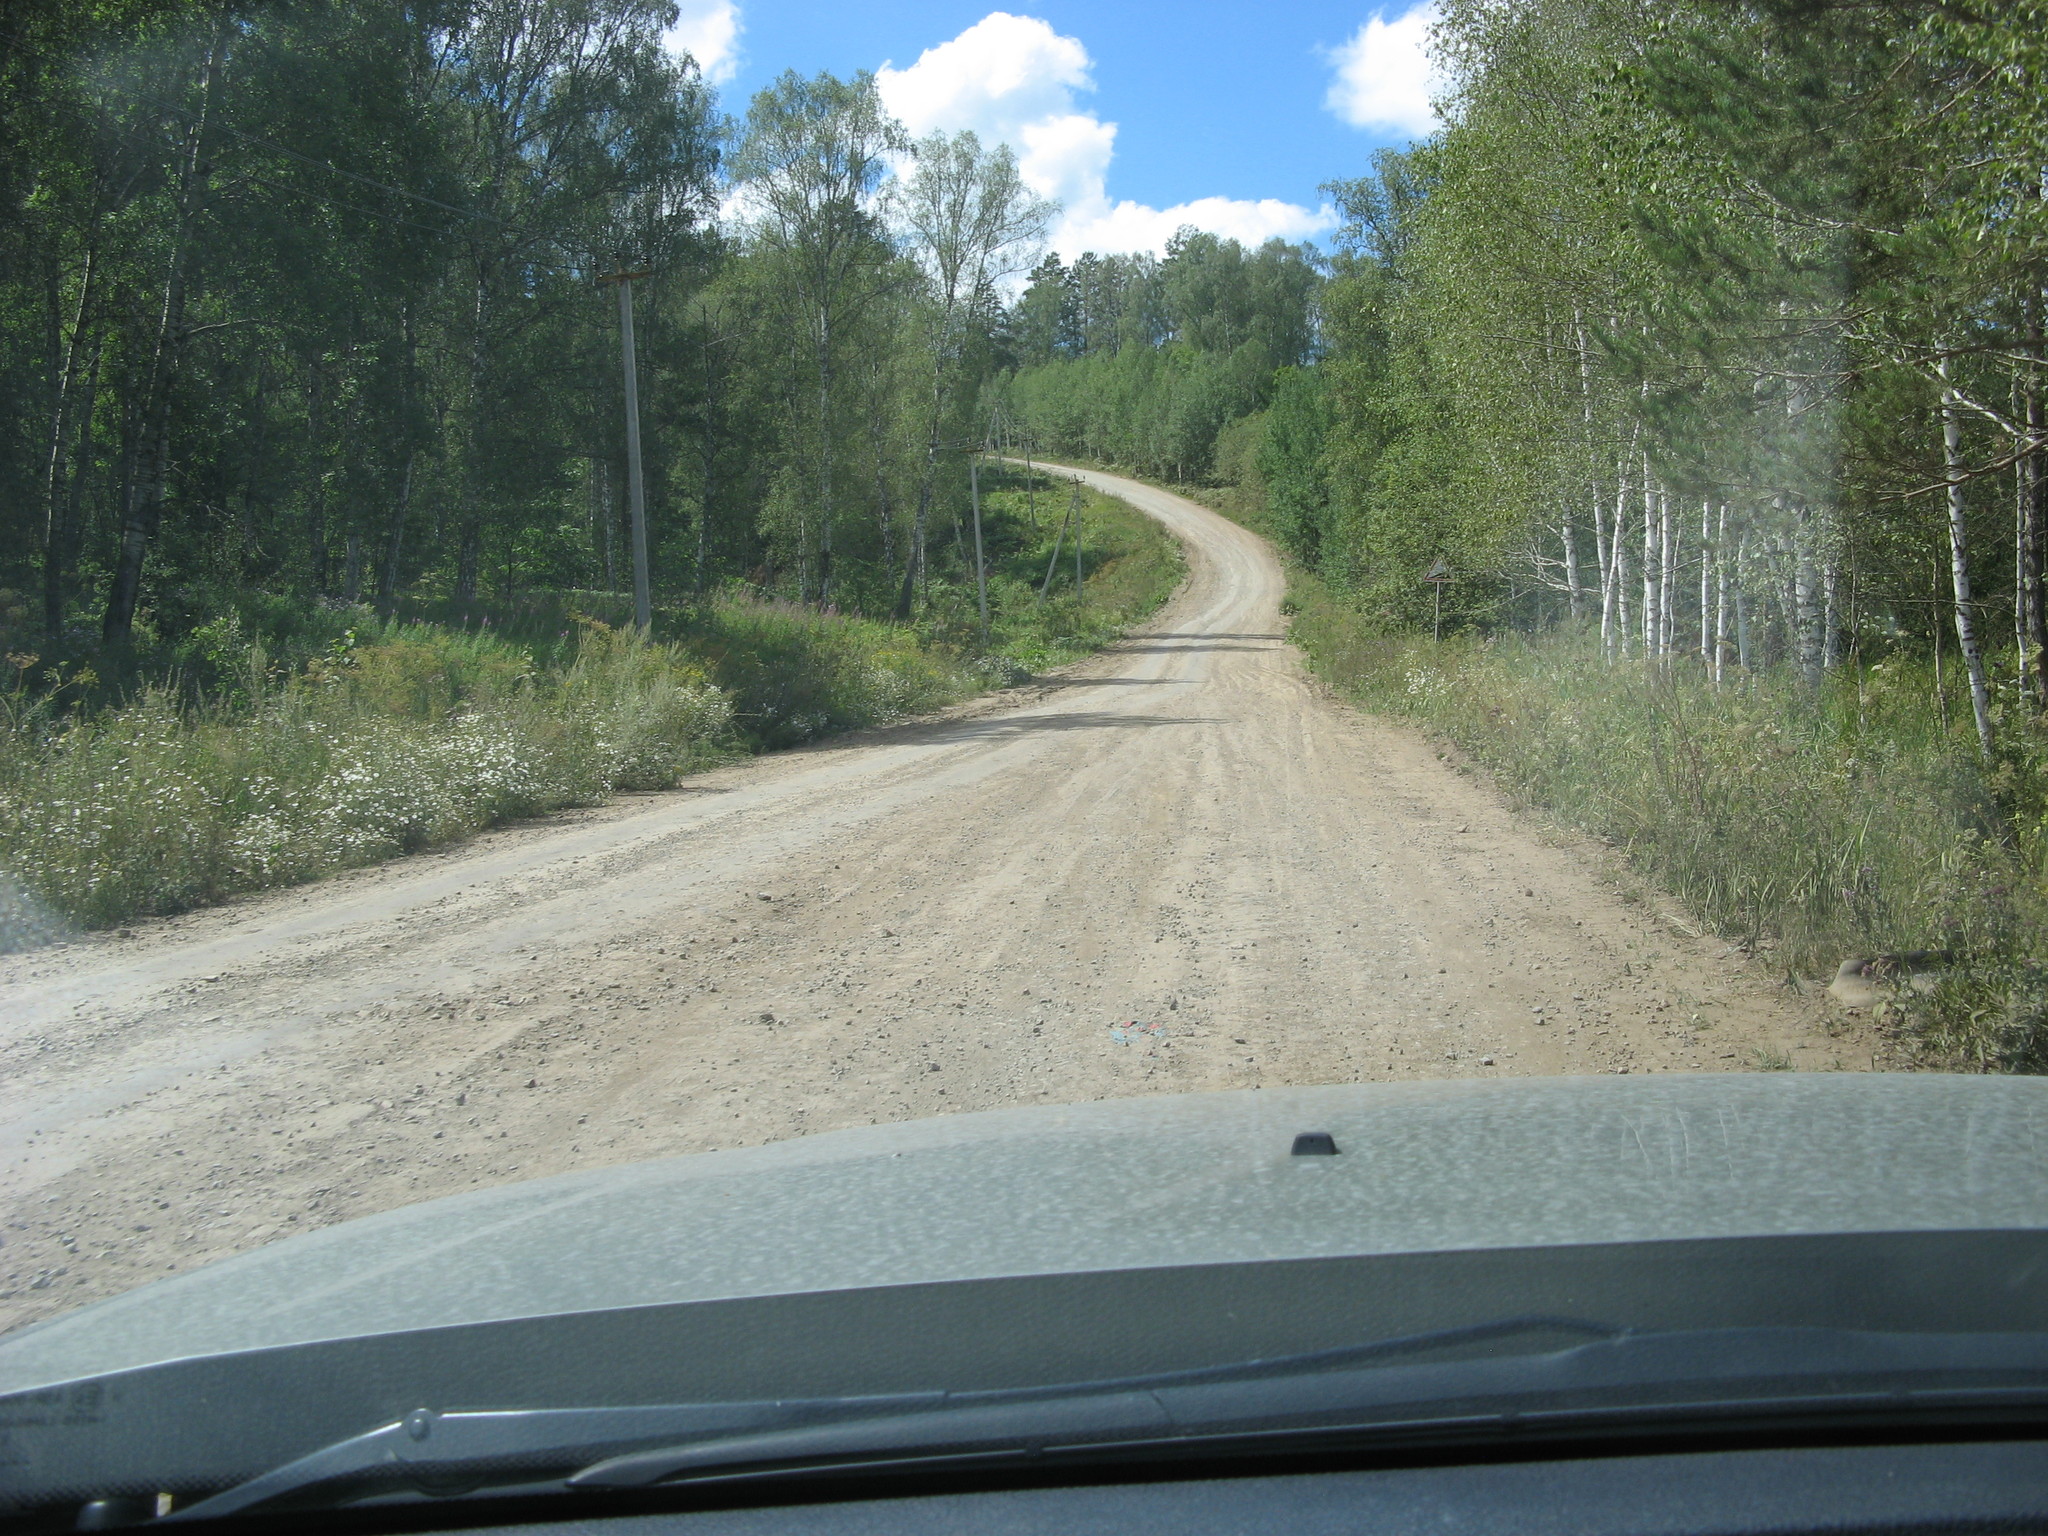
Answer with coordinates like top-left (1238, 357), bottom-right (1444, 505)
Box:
top-left (1028, 675), bottom-right (1183, 687)
top-left (1107, 642), bottom-right (1274, 654)
top-left (934, 711), bottom-right (1223, 740)
top-left (1129, 632), bottom-right (1284, 641)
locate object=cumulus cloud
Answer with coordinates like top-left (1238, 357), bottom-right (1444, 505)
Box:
top-left (877, 12), bottom-right (1092, 144)
top-left (878, 11), bottom-right (1332, 258)
top-left (1324, 4), bottom-right (1440, 137)
top-left (664, 0), bottom-right (742, 85)
top-left (1056, 196), bottom-right (1336, 258)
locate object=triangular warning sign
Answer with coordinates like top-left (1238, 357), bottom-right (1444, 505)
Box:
top-left (1423, 558), bottom-right (1452, 581)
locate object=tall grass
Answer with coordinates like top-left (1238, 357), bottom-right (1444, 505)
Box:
top-left (0, 623), bottom-right (734, 937)
top-left (909, 476), bottom-right (1187, 675)
top-left (1279, 567), bottom-right (2048, 1072)
top-left (690, 599), bottom-right (978, 749)
top-left (0, 482), bottom-right (1181, 944)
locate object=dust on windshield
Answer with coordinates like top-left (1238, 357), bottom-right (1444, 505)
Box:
top-left (3, 0), bottom-right (2038, 1336)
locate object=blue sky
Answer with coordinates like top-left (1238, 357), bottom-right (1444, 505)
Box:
top-left (665, 0), bottom-right (1440, 257)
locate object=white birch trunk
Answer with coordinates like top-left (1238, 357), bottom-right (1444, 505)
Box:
top-left (1592, 482), bottom-right (1614, 656)
top-left (1615, 518), bottom-right (1634, 657)
top-left (1699, 500), bottom-right (1712, 662)
top-left (1939, 362), bottom-right (1996, 756)
top-left (1641, 458), bottom-right (1656, 656)
top-left (1822, 557), bottom-right (1840, 672)
top-left (1793, 510), bottom-right (1821, 691)
top-left (1561, 515), bottom-right (1583, 624)
top-left (1658, 487), bottom-right (1676, 658)
top-left (1712, 505), bottom-right (1729, 685)
top-left (1734, 536), bottom-right (1752, 672)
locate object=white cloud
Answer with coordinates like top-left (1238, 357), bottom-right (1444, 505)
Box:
top-left (877, 12), bottom-right (1093, 145)
top-left (1055, 196), bottom-right (1336, 259)
top-left (1015, 112), bottom-right (1115, 210)
top-left (878, 11), bottom-right (1332, 258)
top-left (1324, 4), bottom-right (1440, 137)
top-left (664, 0), bottom-right (742, 85)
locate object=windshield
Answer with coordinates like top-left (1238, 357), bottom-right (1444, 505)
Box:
top-left (3, 0), bottom-right (2045, 1526)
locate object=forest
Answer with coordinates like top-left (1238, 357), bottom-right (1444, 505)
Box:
top-left (4, 0), bottom-right (1043, 642)
top-left (998, 0), bottom-right (2048, 1064)
top-left (0, 0), bottom-right (1201, 935)
top-left (8, 0), bottom-right (2048, 1064)
top-left (1, 0), bottom-right (1326, 653)
top-left (1010, 0), bottom-right (2047, 721)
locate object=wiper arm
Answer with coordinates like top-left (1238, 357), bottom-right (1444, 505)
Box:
top-left (163, 1315), bottom-right (1612, 1522)
top-left (165, 1322), bottom-right (2048, 1523)
top-left (572, 1324), bottom-right (2048, 1491)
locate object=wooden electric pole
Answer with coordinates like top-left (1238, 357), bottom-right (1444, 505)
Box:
top-left (968, 451), bottom-right (989, 641)
top-left (1073, 478), bottom-right (1084, 595)
top-left (598, 269), bottom-right (653, 629)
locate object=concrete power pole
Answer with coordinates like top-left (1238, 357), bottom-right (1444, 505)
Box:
top-left (599, 270), bottom-right (653, 630)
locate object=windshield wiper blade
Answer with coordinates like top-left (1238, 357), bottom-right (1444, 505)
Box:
top-left (162, 1315), bottom-right (1610, 1521)
top-left (162, 1322), bottom-right (2048, 1523)
top-left (569, 1325), bottom-right (2048, 1491)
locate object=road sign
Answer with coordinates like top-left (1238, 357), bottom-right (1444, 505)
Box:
top-left (1423, 558), bottom-right (1451, 640)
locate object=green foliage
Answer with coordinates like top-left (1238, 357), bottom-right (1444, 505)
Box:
top-left (0, 465), bottom-right (1180, 940)
top-left (687, 599), bottom-right (972, 749)
top-left (0, 622), bottom-right (735, 937)
top-left (1255, 368), bottom-right (1333, 565)
top-left (968, 476), bottom-right (1185, 674)
top-left (1279, 566), bottom-right (2043, 1056)
top-left (993, 234), bottom-right (1323, 481)
top-left (0, 9), bottom-right (1079, 677)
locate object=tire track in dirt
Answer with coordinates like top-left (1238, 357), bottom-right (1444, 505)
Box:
top-left (0, 466), bottom-right (1860, 1333)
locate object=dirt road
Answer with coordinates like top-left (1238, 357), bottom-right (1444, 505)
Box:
top-left (0, 467), bottom-right (1853, 1334)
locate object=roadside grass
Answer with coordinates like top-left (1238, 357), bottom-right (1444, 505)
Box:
top-left (1290, 566), bottom-right (2048, 1072)
top-left (0, 472), bottom-right (1180, 944)
top-left (1174, 482), bottom-right (2048, 1074)
top-left (0, 623), bottom-right (735, 938)
top-left (920, 471), bottom-right (1185, 675)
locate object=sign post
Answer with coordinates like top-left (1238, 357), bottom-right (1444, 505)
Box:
top-left (1424, 557), bottom-right (1452, 642)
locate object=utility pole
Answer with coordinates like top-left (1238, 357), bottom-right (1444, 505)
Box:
top-left (1021, 435), bottom-right (1038, 537)
top-left (969, 451), bottom-right (990, 641)
top-left (1073, 478), bottom-right (1084, 596)
top-left (598, 269), bottom-right (653, 630)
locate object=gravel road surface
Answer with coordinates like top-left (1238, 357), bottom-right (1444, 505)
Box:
top-left (0, 466), bottom-right (1855, 1334)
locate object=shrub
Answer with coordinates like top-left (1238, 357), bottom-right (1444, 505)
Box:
top-left (0, 626), bottom-right (733, 941)
top-left (1275, 567), bottom-right (2046, 1071)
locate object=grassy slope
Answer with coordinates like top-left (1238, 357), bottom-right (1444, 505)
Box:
top-left (1178, 480), bottom-right (2046, 1074)
top-left (0, 474), bottom-right (1179, 944)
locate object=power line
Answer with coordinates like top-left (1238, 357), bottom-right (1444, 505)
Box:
top-left (225, 168), bottom-right (594, 279)
top-left (233, 170), bottom-right (485, 243)
top-left (2, 22), bottom-right (504, 228)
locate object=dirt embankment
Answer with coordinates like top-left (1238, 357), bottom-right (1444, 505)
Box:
top-left (0, 467), bottom-right (1858, 1334)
